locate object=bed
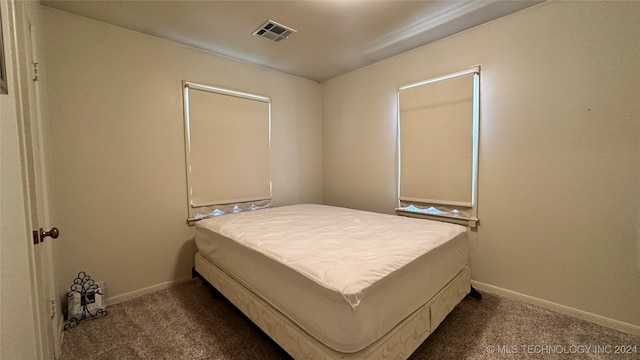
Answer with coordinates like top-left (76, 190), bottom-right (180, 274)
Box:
top-left (193, 204), bottom-right (472, 359)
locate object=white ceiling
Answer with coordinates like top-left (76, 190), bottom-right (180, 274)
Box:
top-left (41, 0), bottom-right (543, 82)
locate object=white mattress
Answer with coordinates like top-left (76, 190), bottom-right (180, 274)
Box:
top-left (195, 204), bottom-right (468, 353)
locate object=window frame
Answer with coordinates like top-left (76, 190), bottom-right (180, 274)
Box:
top-left (182, 81), bottom-right (272, 223)
top-left (396, 67), bottom-right (480, 227)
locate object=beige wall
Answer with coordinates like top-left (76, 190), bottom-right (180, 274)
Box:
top-left (323, 1), bottom-right (640, 328)
top-left (42, 8), bottom-right (323, 301)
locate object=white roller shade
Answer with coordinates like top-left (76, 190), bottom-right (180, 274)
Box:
top-left (399, 71), bottom-right (476, 207)
top-left (184, 83), bottom-right (271, 212)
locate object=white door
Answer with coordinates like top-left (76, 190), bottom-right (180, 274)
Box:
top-left (10, 1), bottom-right (62, 358)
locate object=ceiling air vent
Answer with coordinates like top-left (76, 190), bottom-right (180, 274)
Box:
top-left (253, 20), bottom-right (296, 42)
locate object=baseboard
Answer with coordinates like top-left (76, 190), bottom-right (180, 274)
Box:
top-left (107, 275), bottom-right (193, 305)
top-left (471, 280), bottom-right (640, 336)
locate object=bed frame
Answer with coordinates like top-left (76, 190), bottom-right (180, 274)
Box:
top-left (193, 252), bottom-right (472, 359)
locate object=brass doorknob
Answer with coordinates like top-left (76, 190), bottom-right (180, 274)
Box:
top-left (40, 227), bottom-right (59, 241)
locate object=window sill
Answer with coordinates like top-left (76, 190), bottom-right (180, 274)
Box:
top-left (395, 208), bottom-right (478, 228)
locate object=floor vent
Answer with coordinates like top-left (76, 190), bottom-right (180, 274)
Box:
top-left (253, 20), bottom-right (296, 42)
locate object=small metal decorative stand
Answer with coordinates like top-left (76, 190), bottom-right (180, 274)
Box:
top-left (63, 271), bottom-right (107, 330)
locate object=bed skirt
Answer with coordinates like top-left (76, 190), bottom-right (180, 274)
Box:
top-left (195, 252), bottom-right (470, 359)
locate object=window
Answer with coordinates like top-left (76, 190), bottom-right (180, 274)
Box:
top-left (182, 81), bottom-right (271, 222)
top-left (396, 67), bottom-right (480, 227)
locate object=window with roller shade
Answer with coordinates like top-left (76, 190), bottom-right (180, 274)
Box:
top-left (396, 67), bottom-right (480, 227)
top-left (182, 81), bottom-right (271, 222)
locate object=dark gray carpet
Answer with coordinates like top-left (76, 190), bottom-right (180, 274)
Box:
top-left (60, 279), bottom-right (639, 359)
